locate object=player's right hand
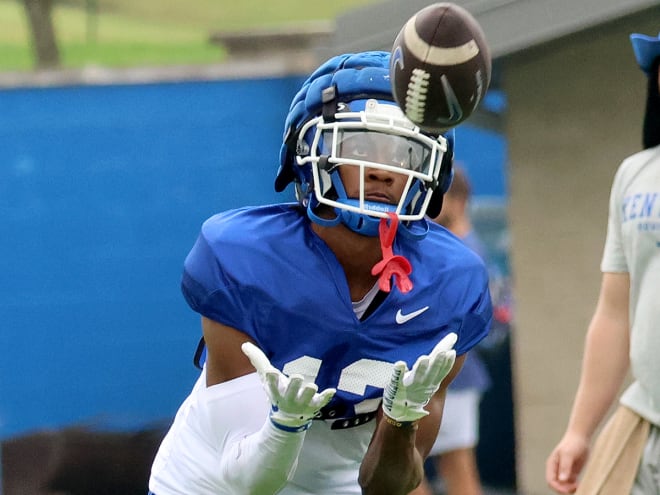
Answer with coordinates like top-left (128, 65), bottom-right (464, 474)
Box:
top-left (545, 432), bottom-right (590, 494)
top-left (242, 342), bottom-right (336, 432)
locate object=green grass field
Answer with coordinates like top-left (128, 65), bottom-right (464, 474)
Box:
top-left (0, 0), bottom-right (378, 71)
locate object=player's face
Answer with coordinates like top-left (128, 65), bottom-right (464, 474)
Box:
top-left (338, 162), bottom-right (409, 205)
top-left (335, 132), bottom-right (428, 204)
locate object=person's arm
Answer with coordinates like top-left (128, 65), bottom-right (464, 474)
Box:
top-left (359, 334), bottom-right (464, 495)
top-left (545, 272), bottom-right (630, 494)
top-left (202, 317), bottom-right (335, 495)
top-left (415, 354), bottom-right (464, 457)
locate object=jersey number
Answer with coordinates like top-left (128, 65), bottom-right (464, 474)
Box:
top-left (282, 356), bottom-right (394, 414)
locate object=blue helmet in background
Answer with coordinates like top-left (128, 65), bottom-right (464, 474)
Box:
top-left (630, 31), bottom-right (660, 74)
top-left (630, 31), bottom-right (660, 149)
top-left (275, 51), bottom-right (454, 236)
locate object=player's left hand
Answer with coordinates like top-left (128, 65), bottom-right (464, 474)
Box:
top-left (382, 332), bottom-right (457, 423)
top-left (242, 342), bottom-right (336, 432)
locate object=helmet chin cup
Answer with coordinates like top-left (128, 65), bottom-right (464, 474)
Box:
top-left (337, 199), bottom-right (397, 236)
top-left (306, 197), bottom-right (429, 240)
top-left (334, 198), bottom-right (429, 240)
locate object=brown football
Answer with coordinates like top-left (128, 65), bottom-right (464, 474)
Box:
top-left (390, 2), bottom-right (491, 134)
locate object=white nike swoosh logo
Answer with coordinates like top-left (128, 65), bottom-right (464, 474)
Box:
top-left (396, 306), bottom-right (430, 324)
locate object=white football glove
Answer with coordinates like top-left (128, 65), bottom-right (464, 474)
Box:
top-left (242, 342), bottom-right (336, 432)
top-left (382, 332), bottom-right (458, 423)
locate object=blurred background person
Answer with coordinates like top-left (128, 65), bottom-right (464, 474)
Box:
top-left (410, 166), bottom-right (491, 495)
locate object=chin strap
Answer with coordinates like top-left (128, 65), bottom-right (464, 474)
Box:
top-left (371, 212), bottom-right (413, 293)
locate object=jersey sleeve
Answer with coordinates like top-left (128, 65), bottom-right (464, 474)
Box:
top-left (180, 226), bottom-right (255, 333)
top-left (600, 161), bottom-right (628, 273)
top-left (182, 232), bottom-right (227, 321)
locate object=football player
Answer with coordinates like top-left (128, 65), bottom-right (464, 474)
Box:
top-left (148, 51), bottom-right (492, 495)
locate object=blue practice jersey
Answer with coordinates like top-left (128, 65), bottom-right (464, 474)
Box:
top-left (182, 203), bottom-right (492, 424)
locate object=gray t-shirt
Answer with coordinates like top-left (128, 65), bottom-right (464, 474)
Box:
top-left (601, 145), bottom-right (660, 425)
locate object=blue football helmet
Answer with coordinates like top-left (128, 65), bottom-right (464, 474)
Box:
top-left (276, 51), bottom-right (454, 237)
